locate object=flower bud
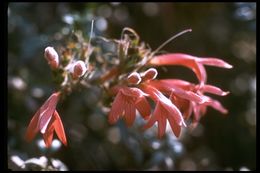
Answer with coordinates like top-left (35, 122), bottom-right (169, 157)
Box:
top-left (72, 60), bottom-right (87, 79)
top-left (44, 47), bottom-right (59, 69)
top-left (127, 72), bottom-right (141, 85)
top-left (141, 68), bottom-right (158, 81)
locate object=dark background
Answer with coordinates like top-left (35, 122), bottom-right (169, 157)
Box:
top-left (8, 3), bottom-right (256, 171)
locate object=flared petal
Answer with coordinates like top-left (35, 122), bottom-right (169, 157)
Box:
top-left (124, 103), bottom-right (136, 127)
top-left (199, 105), bottom-right (207, 116)
top-left (43, 123), bottom-right (55, 148)
top-left (149, 53), bottom-right (207, 84)
top-left (40, 114), bottom-right (52, 134)
top-left (159, 79), bottom-right (194, 90)
top-left (108, 91), bottom-right (125, 124)
top-left (53, 110), bottom-right (67, 146)
top-left (149, 80), bottom-right (206, 103)
top-left (192, 102), bottom-right (201, 122)
top-left (135, 96), bottom-right (151, 120)
top-left (198, 63), bottom-right (207, 85)
top-left (163, 101), bottom-right (186, 127)
top-left (167, 114), bottom-right (181, 137)
top-left (205, 98), bottom-right (228, 114)
top-left (142, 114), bottom-right (157, 130)
top-left (141, 84), bottom-right (186, 127)
top-left (200, 85), bottom-right (230, 96)
top-left (183, 103), bottom-right (193, 120)
top-left (196, 57), bottom-right (233, 68)
top-left (38, 92), bottom-right (60, 133)
top-left (109, 86), bottom-right (150, 126)
top-left (142, 101), bottom-right (168, 138)
top-left (141, 84), bottom-right (186, 138)
top-left (169, 93), bottom-right (192, 120)
top-left (25, 110), bottom-right (41, 142)
top-left (154, 89), bottom-right (187, 127)
top-left (25, 92), bottom-right (60, 142)
top-left (156, 104), bottom-right (167, 138)
top-left (142, 101), bottom-right (159, 130)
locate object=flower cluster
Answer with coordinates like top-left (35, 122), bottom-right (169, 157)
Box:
top-left (108, 53), bottom-right (232, 138)
top-left (25, 92), bottom-right (67, 147)
top-left (25, 28), bottom-right (232, 147)
top-left (25, 37), bottom-right (91, 148)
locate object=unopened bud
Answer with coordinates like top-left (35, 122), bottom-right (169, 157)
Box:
top-left (44, 47), bottom-right (59, 69)
top-left (72, 60), bottom-right (87, 78)
top-left (127, 72), bottom-right (141, 85)
top-left (141, 68), bottom-right (158, 81)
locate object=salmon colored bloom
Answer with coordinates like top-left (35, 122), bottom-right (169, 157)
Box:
top-left (189, 95), bottom-right (228, 125)
top-left (147, 80), bottom-right (207, 104)
top-left (25, 29), bottom-right (233, 146)
top-left (42, 110), bottom-right (67, 147)
top-left (108, 86), bottom-right (151, 126)
top-left (108, 52), bottom-right (232, 137)
top-left (147, 53), bottom-right (232, 128)
top-left (150, 79), bottom-right (229, 126)
top-left (140, 84), bottom-right (186, 138)
top-left (25, 92), bottom-right (67, 148)
top-left (149, 53), bottom-right (233, 85)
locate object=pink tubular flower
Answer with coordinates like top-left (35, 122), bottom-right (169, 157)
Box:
top-left (147, 80), bottom-right (207, 104)
top-left (149, 53), bottom-right (233, 85)
top-left (140, 84), bottom-right (186, 138)
top-left (187, 96), bottom-right (228, 128)
top-left (148, 79), bottom-right (229, 126)
top-left (25, 92), bottom-right (67, 148)
top-left (108, 86), bottom-right (151, 126)
top-left (107, 52), bottom-right (232, 137)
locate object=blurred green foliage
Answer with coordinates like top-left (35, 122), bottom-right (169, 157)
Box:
top-left (8, 3), bottom-right (256, 171)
